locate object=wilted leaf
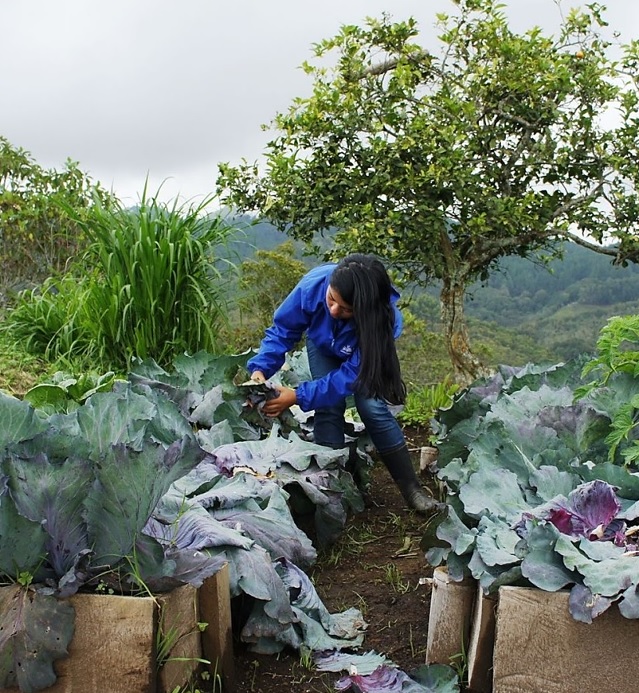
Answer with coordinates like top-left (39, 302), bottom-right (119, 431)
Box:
top-left (0, 585), bottom-right (74, 692)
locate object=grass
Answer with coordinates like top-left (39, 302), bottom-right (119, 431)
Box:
top-left (3, 188), bottom-right (239, 376)
top-left (76, 190), bottom-right (235, 368)
top-left (382, 563), bottom-right (412, 594)
top-left (318, 521), bottom-right (384, 567)
top-left (386, 511), bottom-right (411, 538)
top-left (0, 325), bottom-right (53, 396)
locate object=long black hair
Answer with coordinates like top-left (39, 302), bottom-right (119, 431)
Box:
top-left (330, 254), bottom-right (406, 405)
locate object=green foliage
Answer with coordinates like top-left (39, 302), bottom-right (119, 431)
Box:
top-left (3, 187), bottom-right (239, 372)
top-left (3, 189), bottom-right (241, 371)
top-left (423, 352), bottom-right (639, 623)
top-left (2, 275), bottom-right (93, 363)
top-left (239, 241), bottom-right (307, 325)
top-left (23, 370), bottom-right (118, 414)
top-left (71, 188), bottom-right (236, 370)
top-left (218, 222), bottom-right (639, 365)
top-left (222, 241), bottom-right (307, 352)
top-left (397, 311), bottom-right (454, 387)
top-left (466, 318), bottom-right (556, 366)
top-left (581, 314), bottom-right (639, 383)
top-left (0, 585), bottom-right (75, 691)
top-left (0, 137), bottom-right (111, 293)
top-left (218, 1), bottom-right (639, 381)
top-left (382, 563), bottom-right (411, 594)
top-left (577, 315), bottom-right (639, 465)
top-left (398, 379), bottom-right (460, 429)
top-left (0, 317), bottom-right (50, 395)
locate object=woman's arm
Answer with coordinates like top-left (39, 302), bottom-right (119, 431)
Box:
top-left (247, 281), bottom-right (312, 378)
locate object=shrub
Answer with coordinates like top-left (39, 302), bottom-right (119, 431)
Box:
top-left (0, 137), bottom-right (111, 294)
top-left (222, 241), bottom-right (307, 352)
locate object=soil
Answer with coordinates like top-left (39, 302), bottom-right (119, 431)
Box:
top-left (225, 427), bottom-right (444, 693)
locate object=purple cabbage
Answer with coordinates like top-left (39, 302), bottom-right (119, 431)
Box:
top-left (335, 665), bottom-right (410, 692)
top-left (546, 480), bottom-right (623, 543)
top-left (518, 479), bottom-right (629, 546)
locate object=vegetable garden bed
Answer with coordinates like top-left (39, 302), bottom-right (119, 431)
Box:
top-left (426, 568), bottom-right (639, 693)
top-left (423, 325), bottom-right (639, 693)
top-left (1, 566), bottom-right (233, 693)
top-left (0, 349), bottom-right (374, 692)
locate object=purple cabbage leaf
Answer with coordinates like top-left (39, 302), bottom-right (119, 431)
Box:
top-left (315, 651), bottom-right (459, 692)
top-left (5, 454), bottom-right (93, 581)
top-left (520, 480), bottom-right (625, 544)
top-left (0, 585), bottom-right (75, 693)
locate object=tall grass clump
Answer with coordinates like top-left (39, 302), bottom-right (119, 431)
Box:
top-left (78, 189), bottom-right (236, 369)
top-left (2, 275), bottom-right (93, 363)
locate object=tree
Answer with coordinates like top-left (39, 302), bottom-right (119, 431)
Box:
top-left (221, 241), bottom-right (308, 351)
top-left (238, 241), bottom-right (307, 332)
top-left (217, 0), bottom-right (639, 384)
top-left (0, 137), bottom-right (110, 295)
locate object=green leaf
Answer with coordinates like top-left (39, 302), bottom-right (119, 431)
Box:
top-left (83, 436), bottom-right (205, 568)
top-left (529, 465), bottom-right (580, 501)
top-left (463, 421), bottom-right (538, 486)
top-left (619, 584), bottom-right (639, 618)
top-left (521, 548), bottom-right (577, 592)
top-left (436, 506), bottom-right (477, 556)
top-left (579, 462), bottom-right (639, 500)
top-left (410, 663), bottom-right (460, 693)
top-left (5, 455), bottom-right (92, 578)
top-left (459, 468), bottom-right (529, 521)
top-left (22, 384), bottom-right (69, 414)
top-left (196, 420), bottom-right (235, 452)
top-left (0, 394), bottom-right (48, 450)
top-left (76, 388), bottom-right (156, 458)
top-left (474, 516), bottom-right (520, 567)
top-left (555, 535), bottom-right (639, 597)
top-left (0, 479), bottom-right (48, 580)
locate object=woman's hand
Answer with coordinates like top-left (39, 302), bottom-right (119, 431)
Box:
top-left (262, 386), bottom-right (297, 417)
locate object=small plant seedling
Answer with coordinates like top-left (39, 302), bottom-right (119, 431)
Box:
top-left (383, 563), bottom-right (412, 594)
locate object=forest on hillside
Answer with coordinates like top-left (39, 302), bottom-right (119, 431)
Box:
top-left (223, 215), bottom-right (639, 362)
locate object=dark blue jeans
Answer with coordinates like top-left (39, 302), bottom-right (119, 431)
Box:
top-left (306, 340), bottom-right (405, 454)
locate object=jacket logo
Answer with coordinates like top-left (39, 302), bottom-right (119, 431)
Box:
top-left (340, 344), bottom-right (354, 355)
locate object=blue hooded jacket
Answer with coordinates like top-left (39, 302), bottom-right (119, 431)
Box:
top-left (247, 263), bottom-right (403, 412)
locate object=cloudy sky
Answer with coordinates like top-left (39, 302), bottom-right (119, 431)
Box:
top-left (2, 1), bottom-right (636, 206)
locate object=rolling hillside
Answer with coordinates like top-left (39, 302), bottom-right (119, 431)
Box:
top-left (222, 215), bottom-right (639, 364)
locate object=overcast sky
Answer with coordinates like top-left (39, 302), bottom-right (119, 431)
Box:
top-left (2, 1), bottom-right (636, 206)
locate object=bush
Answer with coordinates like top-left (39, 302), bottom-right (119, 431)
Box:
top-left (0, 137), bottom-right (111, 294)
top-left (3, 188), bottom-right (240, 372)
top-left (221, 241), bottom-right (307, 352)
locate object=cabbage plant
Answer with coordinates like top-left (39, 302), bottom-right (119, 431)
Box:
top-left (422, 354), bottom-right (639, 624)
top-left (0, 349), bottom-right (371, 691)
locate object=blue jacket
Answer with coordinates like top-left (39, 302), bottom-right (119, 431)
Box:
top-left (247, 263), bottom-right (403, 412)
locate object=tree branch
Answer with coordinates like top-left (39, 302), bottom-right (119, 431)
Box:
top-left (560, 230), bottom-right (619, 258)
top-left (550, 183), bottom-right (605, 219)
top-left (362, 49), bottom-right (431, 77)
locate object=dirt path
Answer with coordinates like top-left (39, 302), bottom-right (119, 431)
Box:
top-left (228, 440), bottom-right (440, 692)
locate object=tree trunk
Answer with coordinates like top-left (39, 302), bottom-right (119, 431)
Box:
top-left (440, 276), bottom-right (492, 386)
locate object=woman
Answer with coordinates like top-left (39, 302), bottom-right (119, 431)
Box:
top-left (248, 253), bottom-right (439, 515)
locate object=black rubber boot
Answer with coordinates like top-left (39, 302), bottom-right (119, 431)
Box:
top-left (379, 443), bottom-right (442, 516)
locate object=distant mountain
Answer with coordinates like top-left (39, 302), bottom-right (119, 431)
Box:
top-left (220, 214), bottom-right (329, 264)
top-left (221, 215), bottom-right (639, 361)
